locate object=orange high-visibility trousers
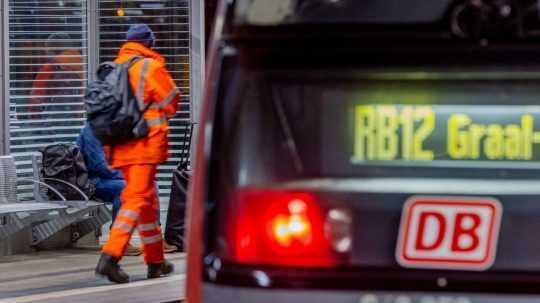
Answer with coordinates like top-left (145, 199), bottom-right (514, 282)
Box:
top-left (102, 164), bottom-right (164, 264)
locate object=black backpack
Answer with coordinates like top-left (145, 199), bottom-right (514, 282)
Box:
top-left (40, 144), bottom-right (96, 201)
top-left (84, 56), bottom-right (150, 145)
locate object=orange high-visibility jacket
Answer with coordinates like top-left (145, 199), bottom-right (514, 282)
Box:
top-left (110, 42), bottom-right (181, 167)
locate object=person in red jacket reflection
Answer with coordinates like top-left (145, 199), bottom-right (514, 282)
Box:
top-left (29, 33), bottom-right (84, 119)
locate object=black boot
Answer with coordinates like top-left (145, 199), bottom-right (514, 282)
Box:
top-left (95, 253), bottom-right (130, 284)
top-left (147, 259), bottom-right (175, 279)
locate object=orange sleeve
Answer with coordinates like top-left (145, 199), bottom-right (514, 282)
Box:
top-left (30, 65), bottom-right (55, 104)
top-left (147, 64), bottom-right (181, 118)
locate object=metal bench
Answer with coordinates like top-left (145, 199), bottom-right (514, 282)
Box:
top-left (0, 156), bottom-right (67, 241)
top-left (31, 153), bottom-right (112, 245)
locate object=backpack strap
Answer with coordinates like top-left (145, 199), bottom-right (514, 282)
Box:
top-left (126, 55), bottom-right (143, 67)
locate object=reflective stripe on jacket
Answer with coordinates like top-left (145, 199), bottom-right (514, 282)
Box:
top-left (110, 42), bottom-right (181, 167)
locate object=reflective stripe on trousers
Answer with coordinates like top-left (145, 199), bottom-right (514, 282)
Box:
top-left (139, 223), bottom-right (159, 231)
top-left (118, 209), bottom-right (140, 221)
top-left (141, 234), bottom-right (162, 245)
top-left (112, 221), bottom-right (135, 234)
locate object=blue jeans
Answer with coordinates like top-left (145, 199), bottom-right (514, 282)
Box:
top-left (93, 178), bottom-right (125, 222)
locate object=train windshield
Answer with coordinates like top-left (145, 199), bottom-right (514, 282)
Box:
top-left (218, 64), bottom-right (540, 184)
top-left (234, 0), bottom-right (452, 25)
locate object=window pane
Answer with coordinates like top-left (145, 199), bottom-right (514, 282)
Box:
top-left (8, 0), bottom-right (88, 199)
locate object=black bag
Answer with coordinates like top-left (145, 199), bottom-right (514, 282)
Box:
top-left (40, 144), bottom-right (96, 201)
top-left (165, 165), bottom-right (190, 251)
top-left (84, 56), bottom-right (150, 145)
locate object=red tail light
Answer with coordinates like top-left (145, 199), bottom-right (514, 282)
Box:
top-left (227, 190), bottom-right (349, 268)
top-left (270, 200), bottom-right (312, 247)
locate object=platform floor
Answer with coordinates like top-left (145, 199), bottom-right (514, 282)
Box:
top-left (0, 249), bottom-right (185, 303)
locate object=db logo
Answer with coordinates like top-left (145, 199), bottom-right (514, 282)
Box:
top-left (396, 196), bottom-right (502, 271)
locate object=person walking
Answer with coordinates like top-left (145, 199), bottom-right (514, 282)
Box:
top-left (95, 24), bottom-right (181, 283)
top-left (76, 124), bottom-right (141, 256)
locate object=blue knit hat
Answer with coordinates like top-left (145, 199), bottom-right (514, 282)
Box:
top-left (126, 24), bottom-right (156, 48)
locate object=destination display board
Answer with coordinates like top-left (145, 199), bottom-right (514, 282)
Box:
top-left (321, 86), bottom-right (540, 172)
top-left (351, 105), bottom-right (540, 163)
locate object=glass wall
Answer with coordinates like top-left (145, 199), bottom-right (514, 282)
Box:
top-left (3, 0), bottom-right (192, 202)
top-left (8, 0), bottom-right (89, 199)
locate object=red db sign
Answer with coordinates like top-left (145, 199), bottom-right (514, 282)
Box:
top-left (396, 196), bottom-right (502, 271)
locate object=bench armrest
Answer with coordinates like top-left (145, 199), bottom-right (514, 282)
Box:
top-left (39, 178), bottom-right (90, 201)
top-left (18, 178), bottom-right (67, 202)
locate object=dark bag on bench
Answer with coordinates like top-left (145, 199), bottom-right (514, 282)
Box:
top-left (40, 143), bottom-right (96, 200)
